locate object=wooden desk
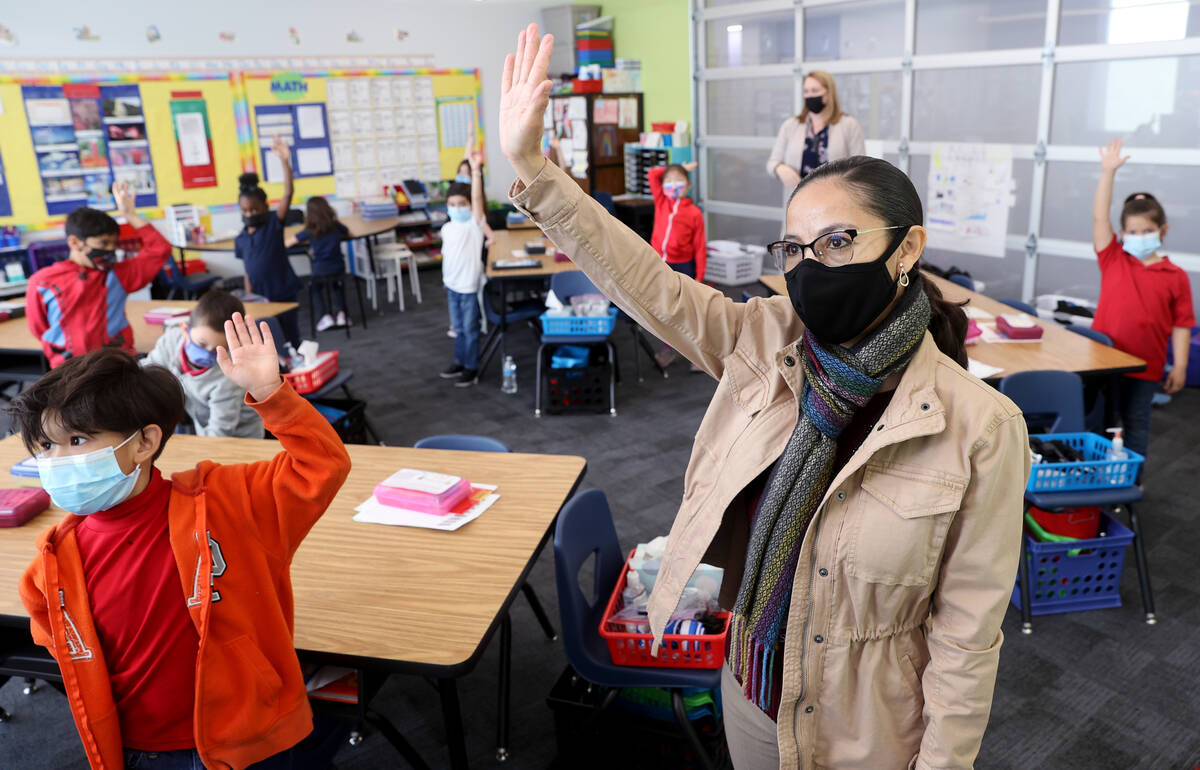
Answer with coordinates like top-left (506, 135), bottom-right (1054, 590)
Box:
top-left (0, 300), bottom-right (298, 355)
top-left (182, 214), bottom-right (404, 254)
top-left (0, 434), bottom-right (587, 769)
top-left (486, 228), bottom-right (579, 279)
top-left (757, 272), bottom-right (1146, 379)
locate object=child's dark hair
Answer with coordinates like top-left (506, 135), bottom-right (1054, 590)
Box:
top-left (190, 289), bottom-right (245, 332)
top-left (8, 348), bottom-right (186, 462)
top-left (790, 155), bottom-right (969, 367)
top-left (304, 196), bottom-right (340, 238)
top-left (64, 207), bottom-right (119, 241)
top-left (664, 164), bottom-right (690, 183)
top-left (238, 172), bottom-right (267, 203)
top-left (446, 182), bottom-right (472, 202)
top-left (1121, 192), bottom-right (1166, 230)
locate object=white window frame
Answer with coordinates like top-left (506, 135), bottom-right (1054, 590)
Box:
top-left (691, 0), bottom-right (1200, 297)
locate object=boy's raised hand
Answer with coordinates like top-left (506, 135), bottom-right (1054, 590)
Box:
top-left (217, 312), bottom-right (283, 402)
top-left (112, 180), bottom-right (136, 215)
top-left (499, 23), bottom-right (554, 183)
top-left (1099, 138), bottom-right (1129, 173)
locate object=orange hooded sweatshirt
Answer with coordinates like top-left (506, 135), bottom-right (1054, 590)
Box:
top-left (19, 381), bottom-right (352, 770)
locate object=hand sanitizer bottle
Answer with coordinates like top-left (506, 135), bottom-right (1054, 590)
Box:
top-left (1106, 428), bottom-right (1127, 460)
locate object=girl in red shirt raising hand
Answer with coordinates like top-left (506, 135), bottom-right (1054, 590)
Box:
top-left (1090, 138), bottom-right (1194, 464)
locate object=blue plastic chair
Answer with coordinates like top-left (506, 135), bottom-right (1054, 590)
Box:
top-left (477, 279), bottom-right (544, 379)
top-left (1065, 325), bottom-right (1112, 346)
top-left (997, 298), bottom-right (1037, 316)
top-left (159, 256), bottom-right (220, 300)
top-left (1066, 325), bottom-right (1114, 432)
top-left (536, 272), bottom-right (617, 417)
top-left (554, 489), bottom-right (720, 769)
top-left (413, 433), bottom-right (557, 761)
top-left (592, 191), bottom-right (617, 215)
top-left (948, 273), bottom-right (974, 290)
top-left (997, 370), bottom-right (1154, 632)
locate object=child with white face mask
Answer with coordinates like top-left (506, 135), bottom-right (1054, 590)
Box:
top-left (1091, 138), bottom-right (1195, 464)
top-left (439, 150), bottom-right (487, 387)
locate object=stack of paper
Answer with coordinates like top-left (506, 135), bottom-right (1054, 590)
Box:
top-left (143, 306), bottom-right (191, 324)
top-left (353, 483), bottom-right (499, 531)
top-left (359, 198), bottom-right (398, 220)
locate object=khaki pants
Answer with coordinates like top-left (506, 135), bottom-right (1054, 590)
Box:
top-left (721, 664), bottom-right (782, 769)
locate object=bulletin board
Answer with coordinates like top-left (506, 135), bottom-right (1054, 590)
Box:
top-left (0, 65), bottom-right (482, 229)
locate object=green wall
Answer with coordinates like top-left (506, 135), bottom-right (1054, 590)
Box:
top-left (574, 0), bottom-right (693, 131)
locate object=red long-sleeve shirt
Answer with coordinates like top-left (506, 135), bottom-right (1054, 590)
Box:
top-left (648, 165), bottom-right (707, 282)
top-left (26, 223), bottom-right (171, 368)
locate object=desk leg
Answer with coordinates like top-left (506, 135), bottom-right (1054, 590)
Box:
top-left (496, 614), bottom-right (512, 762)
top-left (365, 237), bottom-right (380, 313)
top-left (438, 677), bottom-right (470, 770)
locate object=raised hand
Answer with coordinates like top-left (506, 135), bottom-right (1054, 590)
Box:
top-left (1099, 138), bottom-right (1129, 173)
top-left (217, 312), bottom-right (283, 402)
top-left (499, 23), bottom-right (554, 183)
top-left (682, 161), bottom-right (698, 173)
top-left (112, 180), bottom-right (135, 215)
top-left (468, 149), bottom-right (485, 171)
top-left (272, 134), bottom-right (291, 165)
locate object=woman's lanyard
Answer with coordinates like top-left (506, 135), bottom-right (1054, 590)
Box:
top-left (660, 198), bottom-right (681, 261)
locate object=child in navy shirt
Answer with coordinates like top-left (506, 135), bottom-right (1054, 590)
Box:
top-left (235, 136), bottom-right (302, 347)
top-left (286, 196), bottom-right (350, 332)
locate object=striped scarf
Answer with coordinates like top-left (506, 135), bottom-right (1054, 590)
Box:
top-left (730, 273), bottom-right (931, 711)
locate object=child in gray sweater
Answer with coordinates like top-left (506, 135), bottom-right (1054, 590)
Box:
top-left (143, 290), bottom-right (265, 438)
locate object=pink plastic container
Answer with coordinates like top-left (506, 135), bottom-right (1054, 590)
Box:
top-left (996, 314), bottom-right (1043, 340)
top-left (373, 469), bottom-right (472, 515)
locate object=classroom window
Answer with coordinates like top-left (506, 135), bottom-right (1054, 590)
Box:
top-left (803, 0), bottom-right (906, 61)
top-left (1059, 0), bottom-right (1200, 46)
top-left (706, 11), bottom-right (796, 68)
top-left (924, 246), bottom-right (1028, 298)
top-left (909, 154), bottom-right (1035, 236)
top-left (1041, 161), bottom-right (1200, 250)
top-left (1050, 56), bottom-right (1200, 148)
top-left (914, 0), bottom-right (1047, 54)
top-left (832, 71), bottom-right (903, 141)
top-left (705, 147), bottom-right (779, 208)
top-left (705, 77), bottom-right (793, 137)
top-left (911, 65), bottom-right (1042, 143)
top-left (706, 212), bottom-right (783, 249)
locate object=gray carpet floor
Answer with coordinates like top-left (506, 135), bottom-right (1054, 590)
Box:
top-left (2, 269), bottom-right (1198, 769)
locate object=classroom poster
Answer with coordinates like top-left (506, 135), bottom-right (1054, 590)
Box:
top-left (436, 95), bottom-right (475, 151)
top-left (101, 84), bottom-right (157, 207)
top-left (925, 143), bottom-right (1016, 259)
top-left (253, 102), bottom-right (332, 181)
top-left (23, 85), bottom-right (90, 215)
top-left (169, 91), bottom-right (218, 188)
top-left (0, 149), bottom-right (11, 218)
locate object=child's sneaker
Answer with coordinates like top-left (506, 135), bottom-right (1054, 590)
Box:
top-left (336, 311), bottom-right (350, 327)
top-left (455, 369), bottom-right (478, 388)
top-left (441, 364), bottom-right (465, 379)
top-left (316, 314), bottom-right (335, 332)
top-left (447, 328), bottom-right (457, 338)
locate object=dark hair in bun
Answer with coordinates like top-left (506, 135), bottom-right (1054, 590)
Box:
top-left (238, 172), bottom-right (266, 203)
top-left (1120, 191), bottom-right (1166, 229)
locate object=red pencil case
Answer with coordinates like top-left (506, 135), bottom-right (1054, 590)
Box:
top-left (0, 488), bottom-right (50, 527)
top-left (996, 314), bottom-right (1043, 340)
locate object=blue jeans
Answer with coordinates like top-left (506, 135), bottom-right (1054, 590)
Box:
top-left (667, 259), bottom-right (696, 279)
top-left (447, 288), bottom-right (480, 370)
top-left (311, 272), bottom-right (346, 319)
top-left (1115, 376), bottom-right (1157, 461)
top-left (123, 716), bottom-right (348, 769)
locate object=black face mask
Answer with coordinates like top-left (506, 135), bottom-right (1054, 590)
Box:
top-left (243, 213), bottom-right (268, 229)
top-left (785, 226), bottom-right (912, 344)
top-left (805, 95), bottom-right (826, 114)
top-left (85, 247), bottom-right (117, 270)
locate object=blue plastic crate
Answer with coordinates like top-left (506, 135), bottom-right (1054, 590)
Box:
top-left (1011, 512), bottom-right (1134, 615)
top-left (539, 308), bottom-right (617, 337)
top-left (1028, 432), bottom-right (1143, 492)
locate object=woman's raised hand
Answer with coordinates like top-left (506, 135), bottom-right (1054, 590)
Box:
top-left (499, 23), bottom-right (554, 184)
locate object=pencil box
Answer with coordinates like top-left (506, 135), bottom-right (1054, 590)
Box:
top-left (374, 469), bottom-right (471, 515)
top-left (965, 319), bottom-right (983, 344)
top-left (524, 242), bottom-right (547, 255)
top-left (996, 313), bottom-right (1043, 340)
top-left (0, 488), bottom-right (51, 528)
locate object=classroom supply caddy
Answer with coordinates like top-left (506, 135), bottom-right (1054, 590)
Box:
top-left (599, 550), bottom-right (730, 669)
top-left (705, 241), bottom-right (765, 286)
top-left (1011, 511), bottom-right (1135, 615)
top-left (1027, 433), bottom-right (1144, 492)
top-left (283, 350), bottom-right (339, 394)
top-left (539, 307), bottom-right (618, 337)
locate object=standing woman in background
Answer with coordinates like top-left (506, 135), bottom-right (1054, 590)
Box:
top-left (767, 71), bottom-right (866, 205)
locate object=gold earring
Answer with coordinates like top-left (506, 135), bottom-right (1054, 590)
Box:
top-left (898, 262), bottom-right (910, 287)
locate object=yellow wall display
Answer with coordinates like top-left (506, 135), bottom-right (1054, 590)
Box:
top-left (244, 74), bottom-right (333, 203)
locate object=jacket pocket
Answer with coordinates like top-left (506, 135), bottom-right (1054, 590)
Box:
top-left (846, 464), bottom-right (965, 586)
top-left (200, 635), bottom-right (283, 745)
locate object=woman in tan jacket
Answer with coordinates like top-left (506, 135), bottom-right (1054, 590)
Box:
top-left (500, 25), bottom-right (1028, 770)
top-left (768, 71), bottom-right (867, 206)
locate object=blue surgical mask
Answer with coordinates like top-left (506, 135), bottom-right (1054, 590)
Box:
top-left (1122, 232), bottom-right (1162, 259)
top-left (185, 329), bottom-right (216, 368)
top-left (663, 182), bottom-right (686, 200)
top-left (447, 205), bottom-right (473, 224)
top-left (37, 432), bottom-right (143, 516)
top-left (455, 174), bottom-right (472, 184)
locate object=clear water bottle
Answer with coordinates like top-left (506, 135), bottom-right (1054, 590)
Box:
top-left (502, 355), bottom-right (518, 394)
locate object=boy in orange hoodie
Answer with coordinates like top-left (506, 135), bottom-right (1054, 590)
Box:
top-left (14, 313), bottom-right (351, 770)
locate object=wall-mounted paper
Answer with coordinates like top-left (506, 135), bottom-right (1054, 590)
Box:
top-left (356, 168), bottom-right (378, 195)
top-left (418, 135), bottom-right (439, 163)
top-left (295, 104), bottom-right (326, 140)
top-left (332, 140), bottom-right (353, 169)
top-left (371, 78), bottom-right (393, 106)
top-left (567, 97), bottom-right (586, 120)
top-left (326, 80), bottom-right (348, 109)
top-left (351, 110), bottom-right (373, 136)
top-left (416, 108), bottom-right (436, 135)
top-left (413, 77), bottom-right (434, 105)
top-left (334, 170), bottom-right (357, 197)
top-left (397, 137), bottom-right (418, 165)
top-left (392, 78), bottom-right (413, 107)
top-left (926, 143), bottom-right (1015, 259)
top-left (328, 110), bottom-right (351, 137)
top-left (419, 163), bottom-right (442, 181)
top-left (373, 108), bottom-right (396, 135)
top-left (395, 110), bottom-right (415, 135)
top-left (354, 139), bottom-right (375, 167)
top-left (264, 150), bottom-right (285, 183)
top-left (618, 98), bottom-right (638, 129)
top-left (377, 139), bottom-right (398, 165)
top-left (349, 78), bottom-right (371, 108)
top-left (296, 146), bottom-right (332, 176)
top-left (174, 112), bottom-right (210, 166)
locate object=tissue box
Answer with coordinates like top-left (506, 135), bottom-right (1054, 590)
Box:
top-left (374, 469), bottom-right (471, 515)
top-left (283, 350), bottom-right (339, 394)
top-left (996, 314), bottom-right (1044, 340)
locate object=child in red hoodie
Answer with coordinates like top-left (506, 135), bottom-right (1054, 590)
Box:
top-left (15, 313), bottom-right (351, 769)
top-left (648, 161), bottom-right (707, 369)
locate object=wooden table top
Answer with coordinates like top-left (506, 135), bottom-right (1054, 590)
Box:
top-left (757, 272), bottom-right (1146, 379)
top-left (0, 434), bottom-right (587, 670)
top-left (183, 214), bottom-right (404, 253)
top-left (0, 300), bottom-right (298, 355)
top-left (486, 228), bottom-right (580, 279)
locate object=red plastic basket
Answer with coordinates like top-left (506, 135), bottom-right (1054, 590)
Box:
top-left (1028, 505), bottom-right (1101, 540)
top-left (283, 350), bottom-right (339, 394)
top-left (598, 549), bottom-right (729, 669)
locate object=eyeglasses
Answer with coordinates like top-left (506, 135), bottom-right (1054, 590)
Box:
top-left (767, 225), bottom-right (910, 271)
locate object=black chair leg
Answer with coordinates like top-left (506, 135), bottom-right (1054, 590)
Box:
top-left (0, 674), bottom-right (9, 722)
top-left (630, 324), bottom-right (643, 382)
top-left (607, 341), bottom-right (617, 417)
top-left (521, 582), bottom-right (557, 641)
top-left (496, 614), bottom-right (512, 762)
top-left (1123, 503), bottom-right (1156, 624)
top-left (22, 677), bottom-right (38, 695)
top-left (635, 325), bottom-right (668, 378)
top-left (534, 343), bottom-right (545, 417)
top-left (353, 276), bottom-right (369, 329)
top-left (308, 281), bottom-right (319, 339)
top-left (1017, 535), bottom-right (1033, 635)
top-left (671, 688), bottom-right (717, 770)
